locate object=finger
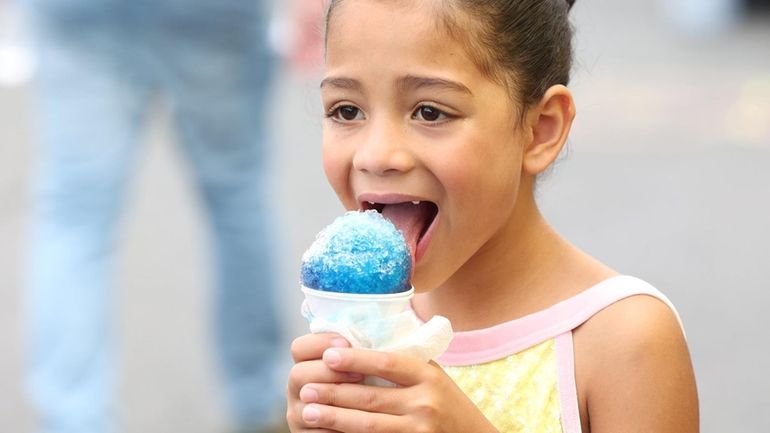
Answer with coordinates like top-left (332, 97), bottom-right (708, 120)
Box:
top-left (321, 348), bottom-right (438, 387)
top-left (288, 359), bottom-right (363, 397)
top-left (291, 333), bottom-right (351, 362)
top-left (300, 382), bottom-right (405, 414)
top-left (301, 403), bottom-right (410, 433)
top-left (287, 398), bottom-right (343, 433)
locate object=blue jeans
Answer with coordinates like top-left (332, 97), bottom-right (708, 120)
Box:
top-left (24, 3), bottom-right (284, 432)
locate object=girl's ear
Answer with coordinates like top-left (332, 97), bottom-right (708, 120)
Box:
top-left (522, 85), bottom-right (576, 175)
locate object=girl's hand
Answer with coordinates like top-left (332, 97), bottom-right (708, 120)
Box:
top-left (287, 333), bottom-right (363, 432)
top-left (296, 347), bottom-right (499, 433)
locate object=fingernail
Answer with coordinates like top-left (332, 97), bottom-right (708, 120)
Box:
top-left (323, 349), bottom-right (341, 366)
top-left (330, 337), bottom-right (350, 348)
top-left (300, 386), bottom-right (319, 403)
top-left (303, 405), bottom-right (321, 423)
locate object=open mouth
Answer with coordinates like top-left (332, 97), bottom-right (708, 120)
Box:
top-left (362, 200), bottom-right (439, 263)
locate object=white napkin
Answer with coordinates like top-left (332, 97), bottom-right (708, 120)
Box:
top-left (301, 300), bottom-right (453, 386)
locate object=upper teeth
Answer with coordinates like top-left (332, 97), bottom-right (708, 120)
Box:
top-left (366, 200), bottom-right (420, 205)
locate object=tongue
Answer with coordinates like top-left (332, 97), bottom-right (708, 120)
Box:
top-left (381, 202), bottom-right (431, 263)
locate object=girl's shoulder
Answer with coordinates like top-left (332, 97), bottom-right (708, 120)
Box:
top-left (571, 275), bottom-right (685, 335)
top-left (573, 277), bottom-right (686, 364)
top-left (572, 276), bottom-right (698, 432)
top-left (571, 275), bottom-right (686, 358)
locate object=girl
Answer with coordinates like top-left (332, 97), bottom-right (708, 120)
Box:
top-left (287, 0), bottom-right (699, 432)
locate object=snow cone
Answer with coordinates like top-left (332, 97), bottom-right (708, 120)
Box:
top-left (300, 210), bottom-right (451, 386)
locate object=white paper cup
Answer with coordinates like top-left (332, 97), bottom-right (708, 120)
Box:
top-left (301, 285), bottom-right (414, 320)
top-left (301, 285), bottom-right (415, 387)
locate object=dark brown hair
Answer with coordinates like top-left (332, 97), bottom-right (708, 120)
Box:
top-left (325, 0), bottom-right (576, 111)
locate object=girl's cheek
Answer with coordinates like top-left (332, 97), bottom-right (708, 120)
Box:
top-left (321, 142), bottom-right (342, 177)
top-left (322, 151), bottom-right (355, 206)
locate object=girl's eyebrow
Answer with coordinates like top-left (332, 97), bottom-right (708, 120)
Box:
top-left (320, 75), bottom-right (473, 96)
top-left (320, 77), bottom-right (362, 92)
top-left (396, 75), bottom-right (473, 96)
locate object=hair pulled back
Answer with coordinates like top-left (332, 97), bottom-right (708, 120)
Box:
top-left (325, 0), bottom-right (576, 110)
top-left (439, 0), bottom-right (575, 109)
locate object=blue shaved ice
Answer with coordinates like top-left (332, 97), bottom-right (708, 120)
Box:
top-left (301, 210), bottom-right (412, 294)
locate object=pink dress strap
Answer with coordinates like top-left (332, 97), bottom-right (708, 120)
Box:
top-left (437, 275), bottom-right (682, 366)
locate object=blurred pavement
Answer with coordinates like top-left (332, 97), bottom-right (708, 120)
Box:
top-left (1, 2), bottom-right (769, 432)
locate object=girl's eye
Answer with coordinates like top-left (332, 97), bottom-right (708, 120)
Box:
top-left (413, 105), bottom-right (449, 122)
top-left (328, 105), bottom-right (364, 122)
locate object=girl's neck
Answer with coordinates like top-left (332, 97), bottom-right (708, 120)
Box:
top-left (413, 188), bottom-right (615, 331)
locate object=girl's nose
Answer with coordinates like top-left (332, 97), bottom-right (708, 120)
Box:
top-left (352, 122), bottom-right (416, 176)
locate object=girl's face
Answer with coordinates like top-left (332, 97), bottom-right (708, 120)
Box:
top-left (322, 0), bottom-right (528, 292)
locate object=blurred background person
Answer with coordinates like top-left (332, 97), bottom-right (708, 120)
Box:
top-left (18, 0), bottom-right (293, 432)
